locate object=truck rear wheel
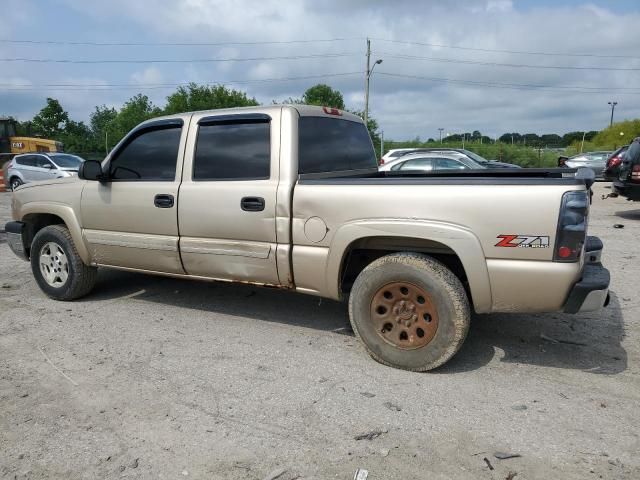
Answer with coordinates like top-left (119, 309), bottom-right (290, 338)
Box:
top-left (30, 225), bottom-right (97, 301)
top-left (348, 252), bottom-right (470, 371)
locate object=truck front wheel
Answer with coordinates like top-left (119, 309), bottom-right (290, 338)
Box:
top-left (348, 252), bottom-right (470, 371)
top-left (30, 225), bottom-right (97, 301)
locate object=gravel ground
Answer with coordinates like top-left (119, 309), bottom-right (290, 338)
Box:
top-left (0, 183), bottom-right (639, 480)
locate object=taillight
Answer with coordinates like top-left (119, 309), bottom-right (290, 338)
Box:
top-left (322, 107), bottom-right (342, 116)
top-left (632, 164), bottom-right (640, 183)
top-left (558, 158), bottom-right (566, 167)
top-left (378, 158), bottom-right (384, 166)
top-left (607, 155), bottom-right (622, 169)
top-left (554, 190), bottom-right (588, 262)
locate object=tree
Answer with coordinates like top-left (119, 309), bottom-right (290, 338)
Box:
top-left (90, 105), bottom-right (118, 153)
top-left (112, 94), bottom-right (161, 142)
top-left (164, 83), bottom-right (258, 115)
top-left (60, 120), bottom-right (93, 153)
top-left (302, 84), bottom-right (345, 109)
top-left (31, 98), bottom-right (69, 138)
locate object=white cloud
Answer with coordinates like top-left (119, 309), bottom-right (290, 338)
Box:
top-left (6, 0), bottom-right (640, 139)
top-left (131, 67), bottom-right (164, 85)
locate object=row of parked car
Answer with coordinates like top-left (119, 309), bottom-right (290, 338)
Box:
top-left (378, 148), bottom-right (520, 172)
top-left (558, 141), bottom-right (640, 201)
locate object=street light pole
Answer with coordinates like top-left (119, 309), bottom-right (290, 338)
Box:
top-left (364, 38), bottom-right (382, 128)
top-left (608, 101), bottom-right (617, 127)
top-left (438, 128), bottom-right (444, 143)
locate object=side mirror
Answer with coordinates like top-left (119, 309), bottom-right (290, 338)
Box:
top-left (43, 163), bottom-right (53, 169)
top-left (79, 160), bottom-right (105, 181)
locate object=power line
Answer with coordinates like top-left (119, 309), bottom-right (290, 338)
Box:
top-left (376, 51), bottom-right (640, 71)
top-left (3, 36), bottom-right (635, 61)
top-left (376, 72), bottom-right (640, 95)
top-left (0, 52), bottom-right (360, 64)
top-left (0, 37), bottom-right (362, 47)
top-left (372, 38), bottom-right (640, 60)
top-left (0, 72), bottom-right (363, 91)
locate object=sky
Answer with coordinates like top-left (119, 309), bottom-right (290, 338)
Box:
top-left (1, 0), bottom-right (640, 141)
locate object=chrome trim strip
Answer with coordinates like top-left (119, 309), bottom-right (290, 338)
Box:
top-left (180, 238), bottom-right (271, 259)
top-left (83, 229), bottom-right (178, 252)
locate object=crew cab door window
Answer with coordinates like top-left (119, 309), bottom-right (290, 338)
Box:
top-left (109, 126), bottom-right (182, 181)
top-left (193, 120), bottom-right (271, 180)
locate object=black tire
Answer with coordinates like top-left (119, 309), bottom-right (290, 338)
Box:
top-left (30, 225), bottom-right (97, 301)
top-left (348, 252), bottom-right (470, 372)
top-left (10, 177), bottom-right (23, 191)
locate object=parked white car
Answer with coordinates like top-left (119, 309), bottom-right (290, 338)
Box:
top-left (7, 153), bottom-right (84, 190)
top-left (380, 148), bottom-right (422, 165)
top-left (379, 152), bottom-right (485, 172)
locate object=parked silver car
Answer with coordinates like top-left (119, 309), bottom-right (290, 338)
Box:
top-left (7, 153), bottom-right (84, 190)
top-left (560, 151), bottom-right (612, 180)
top-left (379, 151), bottom-right (485, 172)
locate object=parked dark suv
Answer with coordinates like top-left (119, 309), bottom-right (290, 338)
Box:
top-left (612, 138), bottom-right (640, 201)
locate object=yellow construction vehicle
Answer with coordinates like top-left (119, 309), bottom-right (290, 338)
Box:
top-left (1, 117), bottom-right (63, 155)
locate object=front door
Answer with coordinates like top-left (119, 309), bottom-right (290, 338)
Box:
top-left (178, 112), bottom-right (280, 285)
top-left (80, 119), bottom-right (187, 274)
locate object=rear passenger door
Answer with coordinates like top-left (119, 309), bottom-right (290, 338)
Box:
top-left (16, 155), bottom-right (38, 182)
top-left (178, 112), bottom-right (281, 285)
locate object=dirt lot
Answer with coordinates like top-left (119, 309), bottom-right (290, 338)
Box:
top-left (0, 183), bottom-right (639, 480)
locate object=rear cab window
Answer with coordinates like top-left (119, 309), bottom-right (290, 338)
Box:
top-left (298, 117), bottom-right (376, 174)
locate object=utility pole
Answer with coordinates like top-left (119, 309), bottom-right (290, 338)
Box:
top-left (580, 131), bottom-right (586, 153)
top-left (364, 38), bottom-right (382, 129)
top-left (462, 133), bottom-right (465, 149)
top-left (364, 38), bottom-right (371, 128)
top-left (438, 128), bottom-right (444, 143)
top-left (608, 101), bottom-right (617, 127)
top-left (105, 130), bottom-right (108, 155)
top-left (380, 130), bottom-right (384, 158)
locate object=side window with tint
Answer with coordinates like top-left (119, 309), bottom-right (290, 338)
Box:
top-left (399, 158), bottom-right (434, 171)
top-left (435, 158), bottom-right (466, 170)
top-left (109, 126), bottom-right (181, 181)
top-left (35, 156), bottom-right (53, 168)
top-left (193, 120), bottom-right (270, 180)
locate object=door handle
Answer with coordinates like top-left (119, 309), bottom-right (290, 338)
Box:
top-left (240, 196), bottom-right (265, 212)
top-left (154, 194), bottom-right (174, 208)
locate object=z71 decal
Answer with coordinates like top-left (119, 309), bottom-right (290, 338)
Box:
top-left (495, 234), bottom-right (550, 248)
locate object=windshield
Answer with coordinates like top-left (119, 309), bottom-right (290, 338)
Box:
top-left (461, 149), bottom-right (489, 164)
top-left (50, 154), bottom-right (83, 168)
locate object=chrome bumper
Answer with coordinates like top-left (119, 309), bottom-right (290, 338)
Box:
top-left (5, 221), bottom-right (29, 261)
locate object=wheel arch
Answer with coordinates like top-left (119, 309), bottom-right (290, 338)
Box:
top-left (328, 219), bottom-right (492, 313)
top-left (19, 203), bottom-right (90, 264)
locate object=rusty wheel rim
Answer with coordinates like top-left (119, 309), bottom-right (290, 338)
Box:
top-left (370, 282), bottom-right (439, 350)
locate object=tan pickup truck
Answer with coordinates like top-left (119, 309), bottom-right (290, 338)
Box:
top-left (5, 105), bottom-right (610, 371)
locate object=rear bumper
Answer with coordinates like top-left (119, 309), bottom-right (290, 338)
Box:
top-left (563, 236), bottom-right (609, 313)
top-left (612, 181), bottom-right (640, 201)
top-left (5, 221), bottom-right (29, 261)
